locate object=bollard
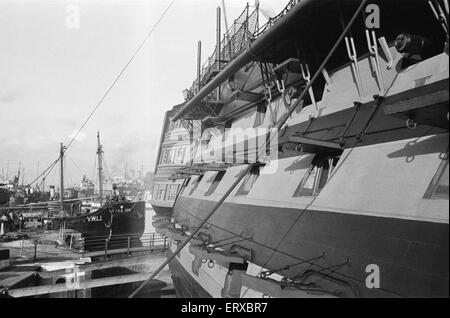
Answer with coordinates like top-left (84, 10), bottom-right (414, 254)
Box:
top-left (69, 234), bottom-right (73, 250)
top-left (81, 237), bottom-right (85, 258)
top-left (33, 240), bottom-right (38, 262)
top-left (127, 236), bottom-right (131, 256)
top-left (19, 238), bottom-right (24, 257)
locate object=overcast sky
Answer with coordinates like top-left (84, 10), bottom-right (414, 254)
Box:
top-left (0, 0), bottom-right (286, 187)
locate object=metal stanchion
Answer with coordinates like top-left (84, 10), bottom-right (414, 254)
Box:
top-left (33, 240), bottom-right (38, 262)
top-left (20, 238), bottom-right (24, 257)
top-left (104, 239), bottom-right (109, 259)
top-left (69, 234), bottom-right (73, 250)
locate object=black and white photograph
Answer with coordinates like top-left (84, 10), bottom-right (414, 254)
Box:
top-left (0, 0), bottom-right (448, 301)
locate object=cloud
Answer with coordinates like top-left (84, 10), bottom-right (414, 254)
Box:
top-left (0, 91), bottom-right (23, 104)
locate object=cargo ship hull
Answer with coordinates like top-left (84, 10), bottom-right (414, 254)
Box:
top-left (0, 191), bottom-right (10, 206)
top-left (64, 201), bottom-right (146, 248)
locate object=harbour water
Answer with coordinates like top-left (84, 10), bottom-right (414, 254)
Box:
top-left (91, 205), bottom-right (173, 298)
top-left (143, 205), bottom-right (156, 234)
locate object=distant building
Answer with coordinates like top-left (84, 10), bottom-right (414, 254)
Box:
top-left (76, 175), bottom-right (95, 198)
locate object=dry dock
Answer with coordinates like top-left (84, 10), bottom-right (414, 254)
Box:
top-left (0, 230), bottom-right (173, 298)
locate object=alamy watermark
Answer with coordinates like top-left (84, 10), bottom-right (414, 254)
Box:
top-left (365, 4), bottom-right (380, 29)
top-left (365, 264), bottom-right (380, 289)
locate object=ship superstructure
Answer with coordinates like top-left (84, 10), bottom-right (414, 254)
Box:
top-left (159, 0), bottom-right (449, 298)
top-left (151, 104), bottom-right (192, 231)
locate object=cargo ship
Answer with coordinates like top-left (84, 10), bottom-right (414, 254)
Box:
top-left (57, 132), bottom-right (146, 242)
top-left (159, 0), bottom-right (448, 298)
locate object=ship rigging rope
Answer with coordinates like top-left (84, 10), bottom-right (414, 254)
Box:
top-left (179, 205), bottom-right (339, 275)
top-left (66, 154), bottom-right (86, 176)
top-left (27, 158), bottom-right (59, 187)
top-left (155, 1), bottom-right (393, 296)
top-left (132, 0), bottom-right (392, 298)
top-left (101, 153), bottom-right (113, 181)
top-left (128, 163), bottom-right (256, 298)
top-left (64, 158), bottom-right (73, 188)
top-left (29, 0), bottom-right (175, 187)
top-left (37, 160), bottom-right (57, 188)
top-left (253, 0), bottom-right (370, 292)
top-left (64, 0), bottom-right (175, 153)
top-left (179, 198), bottom-right (398, 297)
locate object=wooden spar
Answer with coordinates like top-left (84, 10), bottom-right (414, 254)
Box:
top-left (7, 272), bottom-right (172, 298)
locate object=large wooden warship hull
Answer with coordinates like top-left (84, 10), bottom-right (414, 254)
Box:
top-left (162, 0), bottom-right (449, 298)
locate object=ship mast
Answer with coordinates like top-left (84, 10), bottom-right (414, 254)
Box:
top-left (97, 131), bottom-right (103, 205)
top-left (59, 143), bottom-right (65, 211)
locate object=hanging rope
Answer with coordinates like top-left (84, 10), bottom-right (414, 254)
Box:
top-left (66, 154), bottom-right (87, 176)
top-left (27, 1), bottom-right (175, 189)
top-left (64, 0), bottom-right (175, 153)
top-left (259, 253), bottom-right (325, 279)
top-left (27, 158), bottom-right (59, 187)
top-left (128, 163), bottom-right (256, 297)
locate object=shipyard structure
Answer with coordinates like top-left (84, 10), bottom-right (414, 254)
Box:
top-left (154, 0), bottom-right (449, 298)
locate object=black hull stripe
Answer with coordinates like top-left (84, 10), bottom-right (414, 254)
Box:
top-left (173, 196), bottom-right (449, 297)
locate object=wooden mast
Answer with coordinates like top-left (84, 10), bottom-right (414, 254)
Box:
top-left (97, 131), bottom-right (103, 205)
top-left (59, 143), bottom-right (65, 211)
